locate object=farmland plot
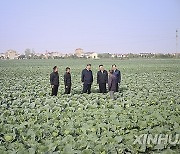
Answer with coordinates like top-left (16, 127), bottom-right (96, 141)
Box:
top-left (0, 59), bottom-right (180, 153)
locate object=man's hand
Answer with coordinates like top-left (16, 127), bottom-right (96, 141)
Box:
top-left (66, 86), bottom-right (68, 88)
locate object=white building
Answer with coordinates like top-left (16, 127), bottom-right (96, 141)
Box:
top-left (84, 52), bottom-right (98, 59)
top-left (5, 50), bottom-right (19, 59)
top-left (75, 48), bottom-right (84, 57)
top-left (0, 53), bottom-right (6, 59)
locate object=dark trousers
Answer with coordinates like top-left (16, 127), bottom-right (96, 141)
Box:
top-left (64, 85), bottom-right (71, 94)
top-left (99, 83), bottom-right (107, 93)
top-left (83, 83), bottom-right (91, 94)
top-left (115, 83), bottom-right (119, 92)
top-left (51, 85), bottom-right (59, 96)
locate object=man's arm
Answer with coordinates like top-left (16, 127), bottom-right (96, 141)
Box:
top-left (50, 73), bottom-right (54, 85)
top-left (105, 71), bottom-right (108, 83)
top-left (117, 70), bottom-right (121, 83)
top-left (91, 71), bottom-right (93, 83)
top-left (70, 74), bottom-right (72, 85)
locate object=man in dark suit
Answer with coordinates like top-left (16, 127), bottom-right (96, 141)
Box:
top-left (112, 64), bottom-right (121, 92)
top-left (50, 66), bottom-right (59, 96)
top-left (64, 67), bottom-right (71, 94)
top-left (81, 64), bottom-right (93, 94)
top-left (97, 65), bottom-right (108, 93)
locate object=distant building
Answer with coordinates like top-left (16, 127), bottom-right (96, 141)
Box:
top-left (5, 50), bottom-right (19, 59)
top-left (111, 53), bottom-right (127, 58)
top-left (34, 53), bottom-right (42, 57)
top-left (111, 54), bottom-right (115, 58)
top-left (0, 53), bottom-right (6, 59)
top-left (75, 48), bottom-right (84, 57)
top-left (51, 52), bottom-right (60, 57)
top-left (173, 53), bottom-right (180, 58)
top-left (84, 52), bottom-right (98, 59)
top-left (44, 52), bottom-right (65, 59)
top-left (139, 53), bottom-right (154, 58)
top-left (65, 53), bottom-right (73, 57)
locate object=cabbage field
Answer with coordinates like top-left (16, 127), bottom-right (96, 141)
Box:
top-left (0, 59), bottom-right (180, 154)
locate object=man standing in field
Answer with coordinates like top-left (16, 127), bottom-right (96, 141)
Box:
top-left (97, 65), bottom-right (108, 93)
top-left (108, 70), bottom-right (116, 100)
top-left (50, 66), bottom-right (59, 96)
top-left (64, 67), bottom-right (71, 94)
top-left (112, 64), bottom-right (121, 92)
top-left (81, 64), bottom-right (93, 94)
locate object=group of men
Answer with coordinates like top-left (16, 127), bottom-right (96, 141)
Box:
top-left (50, 64), bottom-right (121, 99)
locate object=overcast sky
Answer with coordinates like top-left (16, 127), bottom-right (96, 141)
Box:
top-left (0, 0), bottom-right (180, 54)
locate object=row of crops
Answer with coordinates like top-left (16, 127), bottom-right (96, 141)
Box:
top-left (0, 59), bottom-right (180, 153)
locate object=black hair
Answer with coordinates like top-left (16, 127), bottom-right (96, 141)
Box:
top-left (66, 67), bottom-right (70, 71)
top-left (99, 64), bottom-right (103, 67)
top-left (53, 66), bottom-right (57, 70)
top-left (109, 69), bottom-right (114, 74)
top-left (112, 64), bottom-right (116, 67)
top-left (87, 64), bottom-right (91, 66)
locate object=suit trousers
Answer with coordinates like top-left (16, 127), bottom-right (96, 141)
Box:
top-left (51, 85), bottom-right (59, 96)
top-left (99, 83), bottom-right (107, 93)
top-left (83, 83), bottom-right (92, 94)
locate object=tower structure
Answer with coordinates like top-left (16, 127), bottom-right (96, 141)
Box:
top-left (176, 29), bottom-right (178, 53)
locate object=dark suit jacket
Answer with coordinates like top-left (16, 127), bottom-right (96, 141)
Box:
top-left (81, 69), bottom-right (93, 84)
top-left (97, 70), bottom-right (108, 84)
top-left (50, 72), bottom-right (59, 86)
top-left (113, 69), bottom-right (121, 83)
top-left (64, 72), bottom-right (71, 86)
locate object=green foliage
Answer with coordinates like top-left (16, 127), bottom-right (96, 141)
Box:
top-left (0, 59), bottom-right (180, 153)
